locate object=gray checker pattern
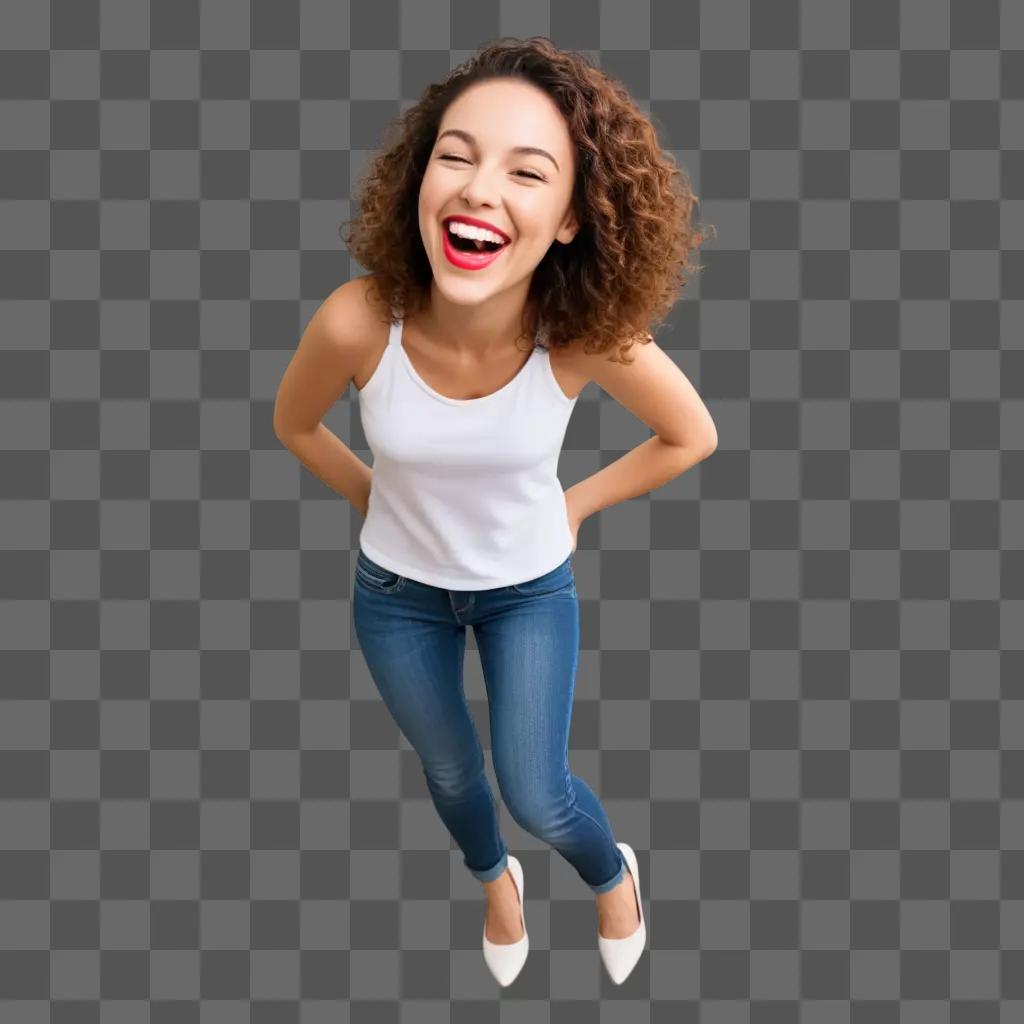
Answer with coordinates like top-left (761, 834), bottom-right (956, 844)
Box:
top-left (1, 0), bottom-right (1023, 1021)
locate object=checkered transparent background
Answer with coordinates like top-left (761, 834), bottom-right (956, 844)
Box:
top-left (2, 0), bottom-right (1024, 1020)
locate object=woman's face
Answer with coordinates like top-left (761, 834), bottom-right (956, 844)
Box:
top-left (418, 78), bottom-right (579, 307)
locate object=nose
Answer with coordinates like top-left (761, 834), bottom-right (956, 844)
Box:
top-left (459, 165), bottom-right (505, 209)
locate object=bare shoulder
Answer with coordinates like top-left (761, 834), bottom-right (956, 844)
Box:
top-left (273, 275), bottom-right (388, 437)
top-left (320, 274), bottom-right (389, 339)
top-left (319, 274), bottom-right (392, 389)
top-left (560, 331), bottom-right (656, 377)
top-left (547, 336), bottom-right (595, 400)
top-left (548, 333), bottom-right (633, 398)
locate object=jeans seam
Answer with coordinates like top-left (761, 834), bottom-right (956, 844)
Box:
top-left (567, 788), bottom-right (619, 853)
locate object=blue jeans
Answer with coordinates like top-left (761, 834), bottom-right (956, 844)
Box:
top-left (351, 548), bottom-right (627, 894)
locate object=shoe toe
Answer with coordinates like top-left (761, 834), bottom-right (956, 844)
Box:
top-left (482, 931), bottom-right (529, 986)
top-left (482, 855), bottom-right (529, 987)
top-left (597, 842), bottom-right (647, 985)
top-left (597, 926), bottom-right (646, 984)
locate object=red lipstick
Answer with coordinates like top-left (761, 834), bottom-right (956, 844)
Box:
top-left (441, 221), bottom-right (511, 271)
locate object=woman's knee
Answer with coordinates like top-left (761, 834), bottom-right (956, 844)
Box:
top-left (421, 753), bottom-right (486, 801)
top-left (498, 778), bottom-right (574, 838)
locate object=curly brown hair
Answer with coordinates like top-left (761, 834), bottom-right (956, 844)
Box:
top-left (339, 36), bottom-right (715, 365)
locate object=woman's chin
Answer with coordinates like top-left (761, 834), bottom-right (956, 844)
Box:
top-left (431, 266), bottom-right (505, 300)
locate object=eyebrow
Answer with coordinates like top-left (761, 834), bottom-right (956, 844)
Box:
top-left (435, 129), bottom-right (560, 173)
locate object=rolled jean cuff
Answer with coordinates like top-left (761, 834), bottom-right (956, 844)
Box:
top-left (468, 849), bottom-right (508, 883)
top-left (586, 847), bottom-right (626, 894)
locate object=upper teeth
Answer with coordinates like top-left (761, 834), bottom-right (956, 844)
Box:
top-left (447, 221), bottom-right (506, 245)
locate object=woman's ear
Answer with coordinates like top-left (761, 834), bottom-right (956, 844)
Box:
top-left (556, 210), bottom-right (580, 246)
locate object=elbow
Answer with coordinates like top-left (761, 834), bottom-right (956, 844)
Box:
top-left (274, 417), bottom-right (318, 448)
top-left (273, 404), bottom-right (300, 444)
top-left (684, 429), bottom-right (717, 459)
top-left (700, 419), bottom-right (718, 457)
top-left (687, 436), bottom-right (716, 462)
top-left (665, 436), bottom-right (716, 466)
top-left (273, 415), bottom-right (299, 447)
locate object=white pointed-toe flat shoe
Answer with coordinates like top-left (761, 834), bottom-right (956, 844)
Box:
top-left (597, 842), bottom-right (646, 984)
top-left (482, 855), bottom-right (529, 987)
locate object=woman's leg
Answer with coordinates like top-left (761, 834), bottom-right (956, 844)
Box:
top-left (353, 574), bottom-right (508, 883)
top-left (473, 574), bottom-right (627, 894)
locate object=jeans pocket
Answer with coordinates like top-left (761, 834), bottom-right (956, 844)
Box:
top-left (509, 557), bottom-right (575, 597)
top-left (355, 552), bottom-right (405, 594)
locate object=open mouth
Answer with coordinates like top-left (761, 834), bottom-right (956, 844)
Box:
top-left (448, 233), bottom-right (505, 254)
top-left (442, 218), bottom-right (510, 254)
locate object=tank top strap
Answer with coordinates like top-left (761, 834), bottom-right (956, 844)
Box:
top-left (387, 316), bottom-right (403, 347)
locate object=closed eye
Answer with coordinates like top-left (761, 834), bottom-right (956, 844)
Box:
top-left (438, 154), bottom-right (545, 182)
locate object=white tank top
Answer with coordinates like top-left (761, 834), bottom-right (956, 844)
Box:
top-left (356, 314), bottom-right (579, 590)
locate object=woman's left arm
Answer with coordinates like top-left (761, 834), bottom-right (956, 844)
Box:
top-left (563, 336), bottom-right (717, 528)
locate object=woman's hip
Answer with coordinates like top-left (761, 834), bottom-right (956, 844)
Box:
top-left (352, 547), bottom-right (576, 625)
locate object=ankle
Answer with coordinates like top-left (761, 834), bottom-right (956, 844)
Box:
top-left (482, 866), bottom-right (512, 898)
top-left (595, 875), bottom-right (629, 906)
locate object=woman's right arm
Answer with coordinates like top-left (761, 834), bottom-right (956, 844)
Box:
top-left (272, 278), bottom-right (374, 518)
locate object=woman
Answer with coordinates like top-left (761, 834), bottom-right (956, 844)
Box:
top-left (273, 36), bottom-right (717, 987)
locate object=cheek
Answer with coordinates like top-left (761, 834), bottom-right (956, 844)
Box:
top-left (418, 174), bottom-right (440, 212)
top-left (417, 187), bottom-right (441, 237)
